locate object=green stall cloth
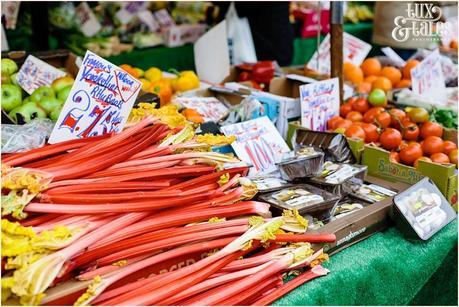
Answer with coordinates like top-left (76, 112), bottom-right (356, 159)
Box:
top-left (274, 220), bottom-right (458, 306)
top-left (107, 44), bottom-right (195, 72)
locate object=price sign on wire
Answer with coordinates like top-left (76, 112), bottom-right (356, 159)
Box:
top-left (411, 49), bottom-right (447, 106)
top-left (307, 32), bottom-right (371, 75)
top-left (300, 78), bottom-right (340, 132)
top-left (48, 51), bottom-right (141, 144)
top-left (17, 55), bottom-right (67, 95)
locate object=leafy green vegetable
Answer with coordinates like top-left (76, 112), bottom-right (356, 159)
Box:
top-left (430, 108), bottom-right (458, 129)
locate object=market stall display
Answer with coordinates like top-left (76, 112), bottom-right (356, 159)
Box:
top-left (1, 1), bottom-right (458, 306)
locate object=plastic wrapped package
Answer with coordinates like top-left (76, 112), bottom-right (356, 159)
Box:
top-left (258, 184), bottom-right (340, 219)
top-left (293, 129), bottom-right (355, 164)
top-left (343, 177), bottom-right (397, 203)
top-left (1, 119), bottom-right (54, 153)
top-left (277, 147), bottom-right (324, 181)
top-left (308, 162), bottom-right (367, 197)
top-left (390, 177), bottom-right (456, 240)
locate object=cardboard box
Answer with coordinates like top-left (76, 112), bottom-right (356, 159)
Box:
top-left (314, 175), bottom-right (409, 255)
top-left (1, 49), bottom-right (80, 77)
top-left (361, 145), bottom-right (458, 207)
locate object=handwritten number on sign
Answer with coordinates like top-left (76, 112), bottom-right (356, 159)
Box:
top-left (60, 90), bottom-right (91, 133)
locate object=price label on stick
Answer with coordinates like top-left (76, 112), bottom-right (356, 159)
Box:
top-left (48, 51), bottom-right (141, 144)
top-left (300, 78), bottom-right (340, 132)
top-left (307, 32), bottom-right (371, 75)
top-left (411, 49), bottom-right (447, 106)
top-left (17, 55), bottom-right (67, 95)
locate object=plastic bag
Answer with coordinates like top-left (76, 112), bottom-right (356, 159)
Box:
top-left (220, 96), bottom-right (264, 125)
top-left (1, 119), bottom-right (54, 153)
top-left (225, 2), bottom-right (257, 65)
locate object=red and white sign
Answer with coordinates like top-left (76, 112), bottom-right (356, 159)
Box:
top-left (411, 49), bottom-right (447, 106)
top-left (49, 51), bottom-right (141, 144)
top-left (307, 32), bottom-right (371, 75)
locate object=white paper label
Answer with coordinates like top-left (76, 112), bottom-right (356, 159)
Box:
top-left (381, 47), bottom-right (406, 67)
top-left (307, 32), bottom-right (372, 75)
top-left (138, 10), bottom-right (160, 32)
top-left (1, 1), bottom-right (20, 30)
top-left (154, 9), bottom-right (175, 28)
top-left (1, 24), bottom-right (9, 51)
top-left (76, 2), bottom-right (102, 37)
top-left (17, 55), bottom-right (67, 95)
top-left (220, 116), bottom-right (290, 176)
top-left (300, 78), bottom-right (340, 132)
top-left (411, 49), bottom-right (447, 106)
top-left (48, 51), bottom-right (141, 144)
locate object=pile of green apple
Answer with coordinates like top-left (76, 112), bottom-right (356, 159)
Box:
top-left (1, 58), bottom-right (74, 124)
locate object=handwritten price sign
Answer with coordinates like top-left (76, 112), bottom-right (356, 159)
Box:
top-left (17, 55), bottom-right (67, 95)
top-left (411, 49), bottom-right (447, 106)
top-left (300, 78), bottom-right (340, 132)
top-left (48, 51), bottom-right (141, 144)
top-left (307, 32), bottom-right (371, 75)
top-left (221, 117), bottom-right (290, 176)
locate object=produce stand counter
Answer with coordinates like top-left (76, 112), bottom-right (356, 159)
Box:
top-left (106, 22), bottom-right (374, 71)
top-left (276, 220), bottom-right (458, 306)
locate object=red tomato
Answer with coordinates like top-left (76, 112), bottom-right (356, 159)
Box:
top-left (335, 119), bottom-right (353, 130)
top-left (449, 149), bottom-right (458, 166)
top-left (327, 116), bottom-right (343, 131)
top-left (389, 108), bottom-right (407, 127)
top-left (346, 97), bottom-right (358, 104)
top-left (399, 144), bottom-right (423, 165)
top-left (389, 151), bottom-right (400, 163)
top-left (420, 121), bottom-right (444, 139)
top-left (363, 107), bottom-right (384, 123)
top-left (345, 125), bottom-right (366, 140)
top-left (375, 112), bottom-right (391, 128)
top-left (401, 121), bottom-right (420, 141)
top-left (361, 123), bottom-right (379, 143)
top-left (380, 128), bottom-right (402, 150)
top-left (421, 136), bottom-right (444, 155)
top-left (430, 152), bottom-right (450, 164)
top-left (414, 157), bottom-right (432, 168)
top-left (346, 111), bottom-right (363, 122)
top-left (443, 141), bottom-right (457, 155)
top-left (340, 103), bottom-right (353, 117)
top-left (352, 97), bottom-right (370, 113)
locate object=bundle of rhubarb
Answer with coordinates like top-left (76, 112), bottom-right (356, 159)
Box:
top-left (1, 114), bottom-right (334, 306)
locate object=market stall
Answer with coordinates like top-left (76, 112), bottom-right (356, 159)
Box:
top-left (1, 1), bottom-right (458, 306)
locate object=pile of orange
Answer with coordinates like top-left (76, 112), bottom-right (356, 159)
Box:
top-left (343, 58), bottom-right (420, 94)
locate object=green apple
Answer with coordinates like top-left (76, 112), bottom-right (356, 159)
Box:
top-left (10, 73), bottom-right (19, 86)
top-left (1, 84), bottom-right (22, 112)
top-left (1, 58), bottom-right (18, 75)
top-left (38, 96), bottom-right (62, 114)
top-left (1, 72), bottom-right (11, 84)
top-left (22, 96), bottom-right (33, 104)
top-left (51, 76), bottom-right (74, 93)
top-left (368, 89), bottom-right (387, 107)
top-left (9, 102), bottom-right (47, 123)
top-left (31, 86), bottom-right (55, 102)
top-left (49, 105), bottom-right (63, 122)
top-left (57, 85), bottom-right (72, 103)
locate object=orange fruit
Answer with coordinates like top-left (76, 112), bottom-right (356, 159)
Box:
top-left (394, 79), bottom-right (412, 88)
top-left (402, 59), bottom-right (420, 79)
top-left (343, 63), bottom-right (364, 85)
top-left (364, 75), bottom-right (378, 84)
top-left (380, 66), bottom-right (402, 86)
top-left (360, 58), bottom-right (382, 77)
top-left (372, 76), bottom-right (393, 92)
top-left (356, 81), bottom-right (372, 94)
top-left (450, 39), bottom-right (458, 49)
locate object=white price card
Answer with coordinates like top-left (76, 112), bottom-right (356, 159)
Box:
top-left (300, 78), bottom-right (340, 132)
top-left (1, 1), bottom-right (20, 30)
top-left (221, 116), bottom-right (290, 176)
top-left (381, 47), bottom-right (406, 67)
top-left (75, 2), bottom-right (102, 37)
top-left (17, 55), bottom-right (67, 95)
top-left (48, 51), bottom-right (141, 144)
top-left (307, 32), bottom-right (371, 75)
top-left (411, 49), bottom-right (447, 106)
